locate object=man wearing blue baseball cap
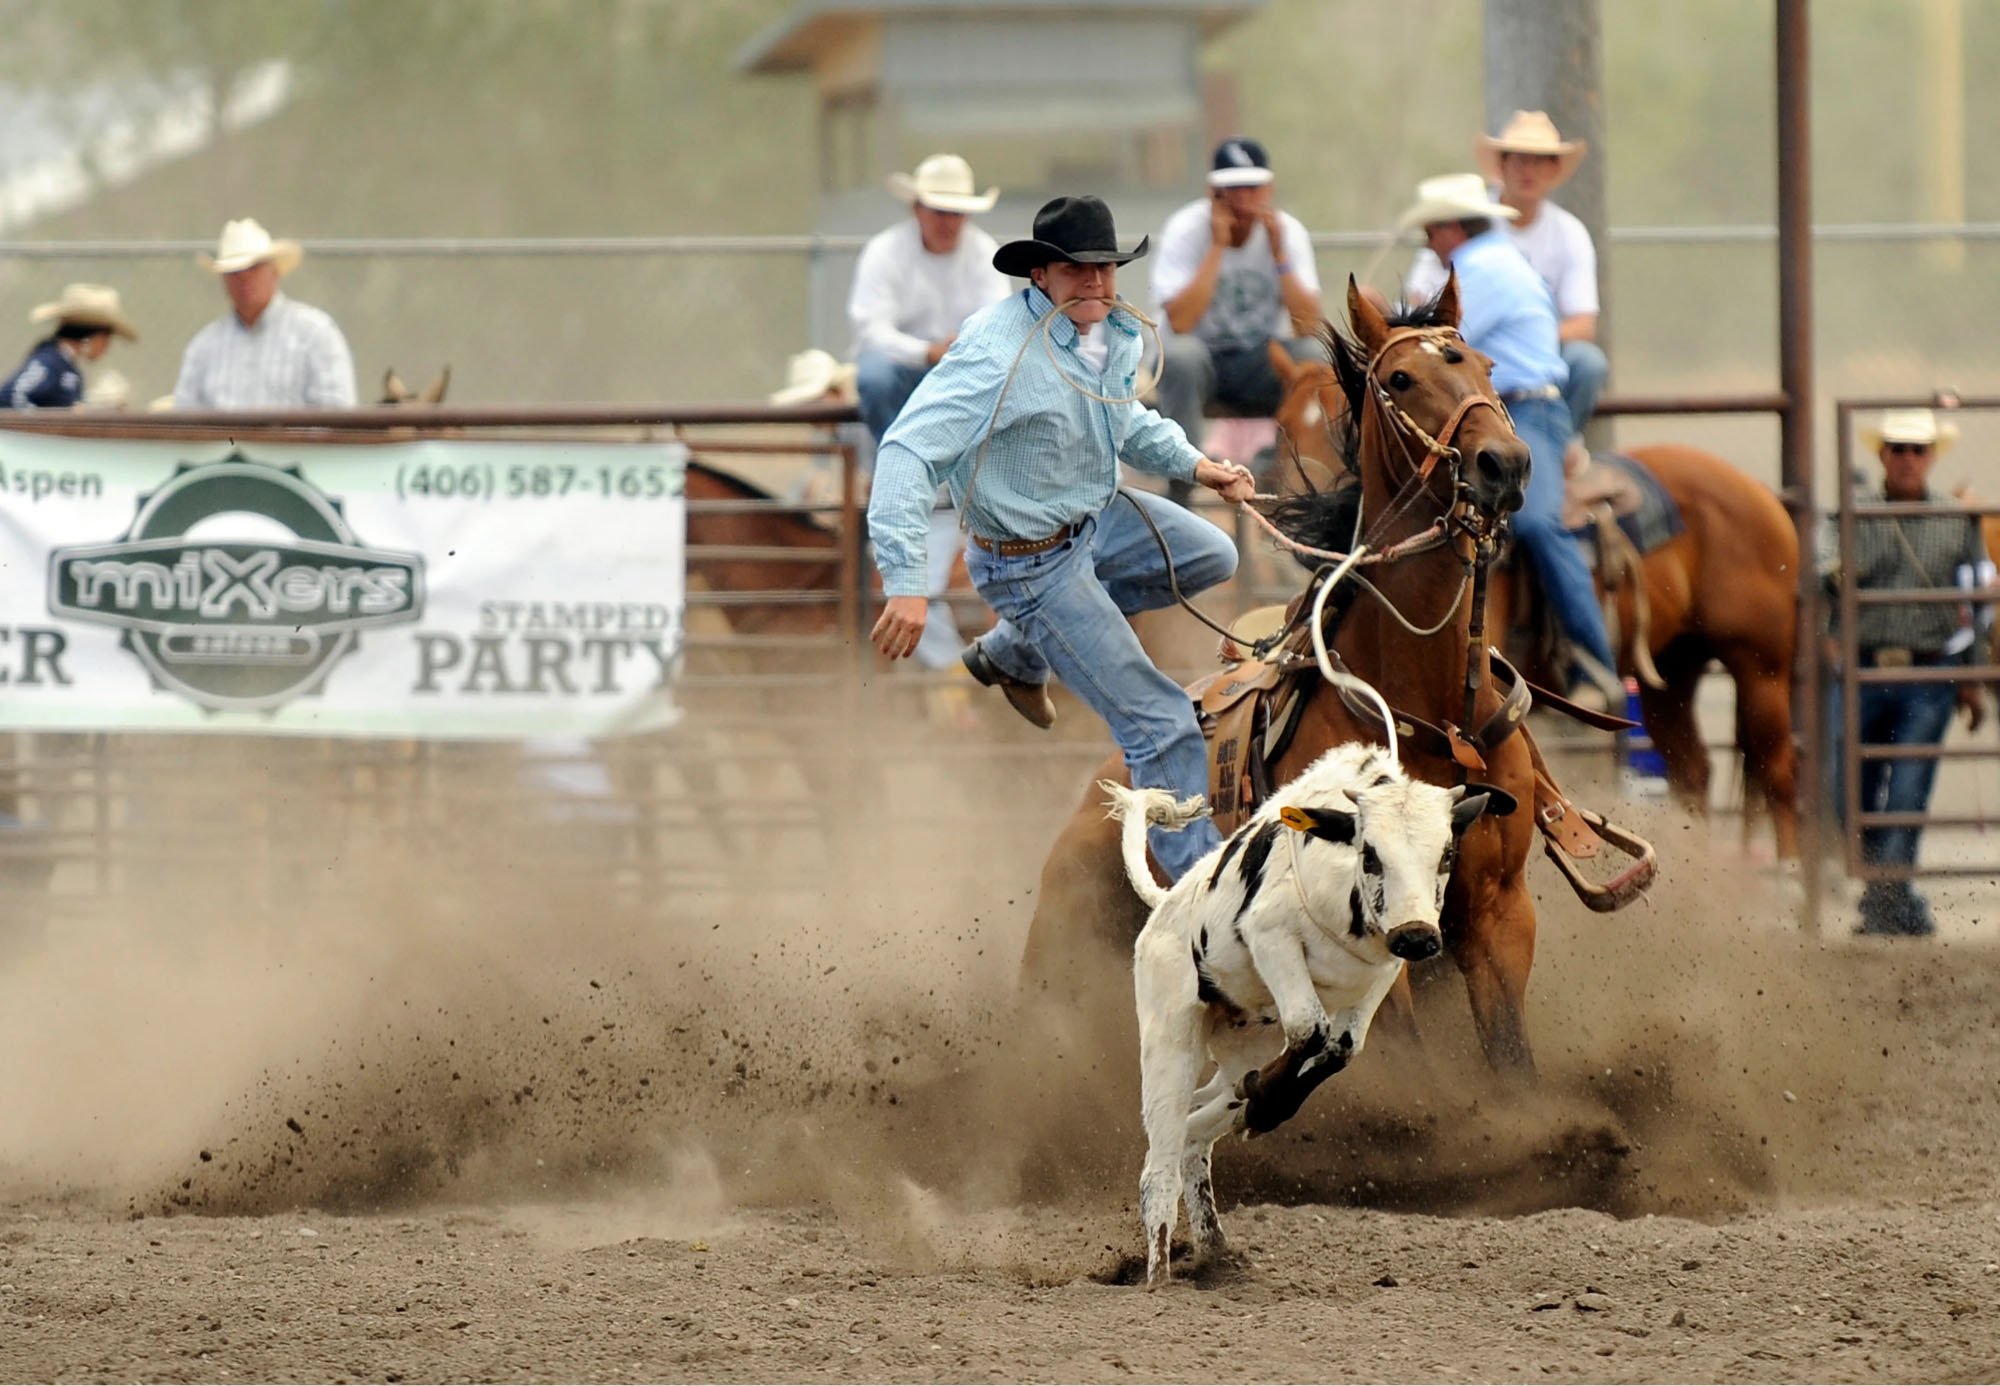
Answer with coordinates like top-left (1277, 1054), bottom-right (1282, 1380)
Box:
top-left (1151, 137), bottom-right (1325, 504)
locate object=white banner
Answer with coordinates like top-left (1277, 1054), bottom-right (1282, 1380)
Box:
top-left (0, 430), bottom-right (686, 738)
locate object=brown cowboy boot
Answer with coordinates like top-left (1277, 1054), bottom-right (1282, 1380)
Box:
top-left (962, 641), bottom-right (1056, 730)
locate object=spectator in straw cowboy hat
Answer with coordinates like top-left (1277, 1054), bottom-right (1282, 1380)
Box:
top-left (850, 153), bottom-right (1010, 443)
top-left (174, 217), bottom-right (356, 410)
top-left (868, 194), bottom-right (1255, 882)
top-left (1821, 407), bottom-right (1990, 937)
top-left (1397, 172), bottom-right (1619, 708)
top-left (1406, 111), bottom-right (1607, 446)
top-left (849, 155), bottom-right (1010, 670)
top-left (2, 283), bottom-right (136, 409)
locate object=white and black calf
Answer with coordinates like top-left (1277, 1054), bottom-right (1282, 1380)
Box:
top-left (1102, 743), bottom-right (1496, 1287)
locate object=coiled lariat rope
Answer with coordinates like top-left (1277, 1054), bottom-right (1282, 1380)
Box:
top-left (956, 294), bottom-right (1164, 535)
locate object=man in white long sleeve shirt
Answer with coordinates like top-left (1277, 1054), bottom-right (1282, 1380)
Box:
top-left (849, 153), bottom-right (1009, 440)
top-left (848, 154), bottom-right (1010, 670)
top-left (175, 217), bottom-right (356, 410)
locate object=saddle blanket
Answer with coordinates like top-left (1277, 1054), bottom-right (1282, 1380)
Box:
top-left (1563, 452), bottom-right (1685, 565)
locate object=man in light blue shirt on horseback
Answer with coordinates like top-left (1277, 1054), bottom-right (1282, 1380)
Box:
top-left (868, 195), bottom-right (1257, 881)
top-left (1397, 173), bottom-right (1619, 706)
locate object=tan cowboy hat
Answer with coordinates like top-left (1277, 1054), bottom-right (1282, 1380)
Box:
top-left (30, 282), bottom-right (138, 340)
top-left (197, 217), bottom-right (303, 275)
top-left (769, 348), bottom-right (858, 406)
top-left (1863, 408), bottom-right (1959, 456)
top-left (887, 153), bottom-right (999, 214)
top-left (1395, 173), bottom-right (1522, 231)
top-left (1476, 110), bottom-right (1587, 187)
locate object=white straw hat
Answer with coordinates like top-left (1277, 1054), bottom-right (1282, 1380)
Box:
top-left (29, 282), bottom-right (138, 340)
top-left (1476, 110), bottom-right (1587, 187)
top-left (1862, 408), bottom-right (1958, 456)
top-left (887, 154), bottom-right (999, 214)
top-left (1395, 173), bottom-right (1521, 230)
top-left (197, 217), bottom-right (303, 275)
top-left (769, 348), bottom-right (859, 406)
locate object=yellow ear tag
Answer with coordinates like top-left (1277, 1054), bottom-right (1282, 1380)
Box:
top-left (1278, 805), bottom-right (1314, 833)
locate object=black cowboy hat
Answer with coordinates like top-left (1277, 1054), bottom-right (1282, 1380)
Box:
top-left (992, 195), bottom-right (1149, 278)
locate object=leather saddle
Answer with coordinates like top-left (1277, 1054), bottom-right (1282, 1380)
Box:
top-left (1188, 602), bottom-right (1655, 913)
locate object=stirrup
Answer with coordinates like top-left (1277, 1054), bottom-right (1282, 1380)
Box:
top-left (1536, 797), bottom-right (1656, 913)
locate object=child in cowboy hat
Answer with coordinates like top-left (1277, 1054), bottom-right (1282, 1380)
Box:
top-left (2, 283), bottom-right (137, 410)
top-left (769, 347), bottom-right (863, 508)
top-left (1406, 111), bottom-right (1607, 446)
top-left (866, 193), bottom-right (1256, 884)
top-left (173, 216), bottom-right (356, 409)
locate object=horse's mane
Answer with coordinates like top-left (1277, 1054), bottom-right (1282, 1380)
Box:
top-left (1265, 291), bottom-right (1457, 560)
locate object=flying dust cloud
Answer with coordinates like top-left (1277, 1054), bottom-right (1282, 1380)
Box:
top-left (0, 729), bottom-right (1883, 1252)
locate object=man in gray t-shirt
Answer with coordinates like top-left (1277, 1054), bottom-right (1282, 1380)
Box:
top-left (1151, 138), bottom-right (1324, 504)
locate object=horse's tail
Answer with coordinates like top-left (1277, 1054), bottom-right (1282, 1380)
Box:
top-left (1098, 780), bottom-right (1206, 911)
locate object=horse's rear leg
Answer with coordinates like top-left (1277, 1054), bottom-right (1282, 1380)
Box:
top-left (1637, 655), bottom-right (1711, 816)
top-left (1725, 658), bottom-right (1800, 860)
top-left (1451, 887), bottom-right (1538, 1079)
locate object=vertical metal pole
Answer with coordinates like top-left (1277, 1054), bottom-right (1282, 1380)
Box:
top-left (1483, 0), bottom-right (1609, 449)
top-left (837, 433), bottom-right (864, 663)
top-left (1777, 0), bottom-right (1819, 932)
top-left (1836, 402), bottom-right (1860, 880)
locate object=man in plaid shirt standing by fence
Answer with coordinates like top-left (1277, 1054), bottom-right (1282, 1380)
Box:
top-left (1824, 408), bottom-right (1992, 937)
top-left (866, 195), bottom-right (1256, 883)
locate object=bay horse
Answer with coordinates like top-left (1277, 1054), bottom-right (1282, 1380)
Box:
top-left (682, 459), bottom-right (846, 641)
top-left (1267, 343), bottom-right (1801, 859)
top-left (1021, 277), bottom-right (1548, 1078)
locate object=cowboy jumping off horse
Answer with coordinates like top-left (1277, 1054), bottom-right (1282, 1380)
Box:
top-left (867, 194), bottom-right (1256, 885)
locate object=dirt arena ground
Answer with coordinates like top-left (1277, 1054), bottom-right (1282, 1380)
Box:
top-left (3, 715), bottom-right (1999, 1384)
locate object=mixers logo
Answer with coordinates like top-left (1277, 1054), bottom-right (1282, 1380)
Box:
top-left (47, 454), bottom-right (424, 711)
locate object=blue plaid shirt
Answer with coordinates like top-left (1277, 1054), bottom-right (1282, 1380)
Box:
top-left (868, 286), bottom-right (1202, 598)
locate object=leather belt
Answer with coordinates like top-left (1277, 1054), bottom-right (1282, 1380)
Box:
top-left (970, 521), bottom-right (1083, 558)
top-left (1500, 384), bottom-right (1562, 404)
top-left (1859, 645), bottom-right (1952, 669)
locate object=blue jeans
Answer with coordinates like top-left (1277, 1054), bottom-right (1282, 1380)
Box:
top-left (1851, 676), bottom-right (1957, 870)
top-left (1831, 673), bottom-right (1956, 932)
top-left (1561, 339), bottom-right (1608, 437)
top-left (1507, 394), bottom-right (1616, 679)
top-left (856, 351), bottom-right (930, 444)
top-left (965, 489), bottom-right (1238, 882)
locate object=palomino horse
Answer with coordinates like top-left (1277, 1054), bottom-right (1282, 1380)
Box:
top-left (1022, 277), bottom-right (1549, 1076)
top-left (1268, 343), bottom-right (1801, 859)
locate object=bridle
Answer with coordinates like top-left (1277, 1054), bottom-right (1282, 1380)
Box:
top-left (1357, 324), bottom-right (1513, 533)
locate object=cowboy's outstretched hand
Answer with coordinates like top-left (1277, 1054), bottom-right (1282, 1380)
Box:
top-left (872, 594), bottom-right (929, 660)
top-left (1196, 456), bottom-right (1257, 504)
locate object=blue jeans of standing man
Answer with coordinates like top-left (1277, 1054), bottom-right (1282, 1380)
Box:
top-left (1561, 339), bottom-right (1609, 437)
top-left (1506, 394), bottom-right (1617, 684)
top-left (1845, 674), bottom-right (1957, 932)
top-left (964, 488), bottom-right (1238, 882)
top-left (858, 349), bottom-right (965, 670)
